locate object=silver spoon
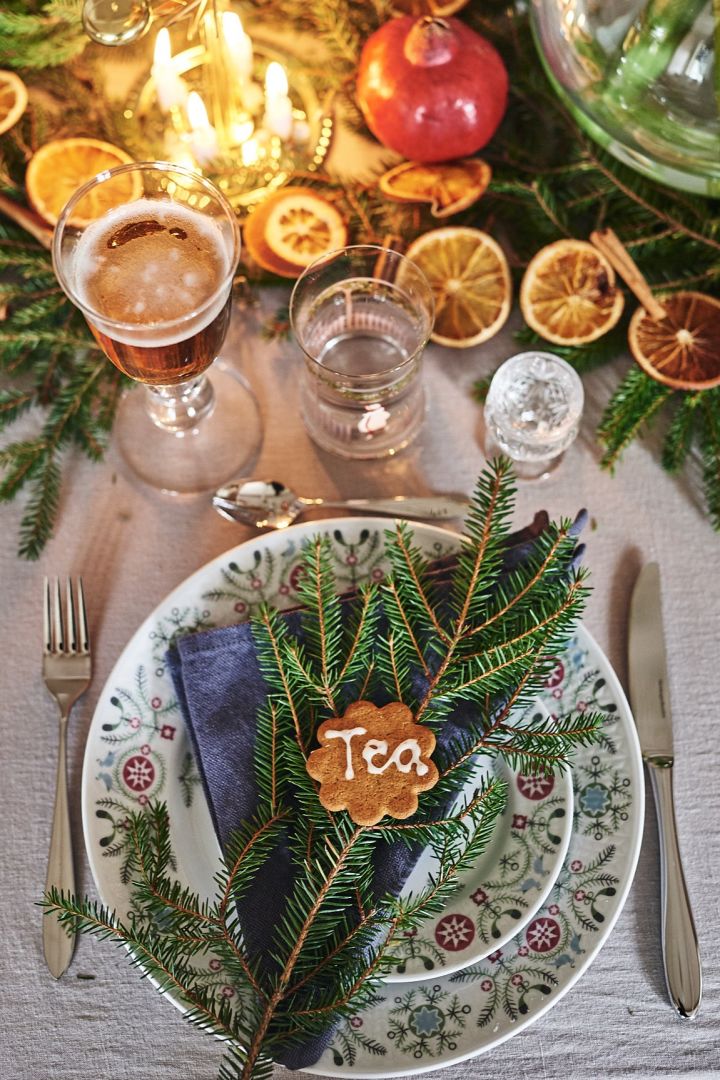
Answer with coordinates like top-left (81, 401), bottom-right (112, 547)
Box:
top-left (213, 479), bottom-right (469, 530)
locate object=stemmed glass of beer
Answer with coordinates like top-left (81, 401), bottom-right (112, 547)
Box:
top-left (53, 161), bottom-right (261, 493)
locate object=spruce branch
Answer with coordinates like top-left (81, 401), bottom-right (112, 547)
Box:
top-left (0, 217), bottom-right (125, 556)
top-left (662, 393), bottom-right (704, 473)
top-left (335, 584), bottom-right (382, 694)
top-left (17, 453), bottom-right (62, 560)
top-left (598, 369), bottom-right (720, 530)
top-left (598, 365), bottom-right (674, 469)
top-left (700, 390), bottom-right (720, 529)
top-left (383, 522), bottom-right (451, 652)
top-left (252, 608), bottom-right (310, 756)
top-left (0, 1), bottom-right (86, 69)
top-left (48, 465), bottom-right (600, 1077)
top-left (512, 324), bottom-right (630, 374)
top-left (41, 888), bottom-right (240, 1043)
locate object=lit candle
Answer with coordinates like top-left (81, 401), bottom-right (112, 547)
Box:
top-left (187, 91), bottom-right (220, 167)
top-left (222, 11), bottom-right (253, 83)
top-left (152, 28), bottom-right (188, 113)
top-left (263, 61), bottom-right (293, 140)
top-left (220, 10), bottom-right (260, 140)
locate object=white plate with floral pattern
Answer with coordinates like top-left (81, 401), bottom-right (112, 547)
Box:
top-left (82, 519), bottom-right (644, 1076)
top-left (389, 751), bottom-right (572, 980)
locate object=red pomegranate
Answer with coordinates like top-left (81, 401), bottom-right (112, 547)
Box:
top-left (356, 15), bottom-right (508, 163)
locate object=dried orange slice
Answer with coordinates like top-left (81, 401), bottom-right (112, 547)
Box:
top-left (25, 138), bottom-right (137, 227)
top-left (628, 291), bottom-right (720, 390)
top-left (379, 158), bottom-right (491, 219)
top-left (520, 239), bottom-right (624, 346)
top-left (405, 227), bottom-right (511, 348)
top-left (244, 186), bottom-right (347, 279)
top-left (0, 71), bottom-right (27, 136)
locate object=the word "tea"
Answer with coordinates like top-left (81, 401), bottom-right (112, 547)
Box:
top-left (325, 726), bottom-right (430, 781)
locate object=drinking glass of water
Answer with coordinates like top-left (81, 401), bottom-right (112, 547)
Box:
top-left (483, 351), bottom-right (584, 478)
top-left (290, 246), bottom-right (435, 458)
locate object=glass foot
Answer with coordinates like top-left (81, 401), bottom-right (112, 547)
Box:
top-left (483, 430), bottom-right (564, 481)
top-left (114, 359), bottom-right (262, 495)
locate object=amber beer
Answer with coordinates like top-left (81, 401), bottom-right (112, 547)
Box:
top-left (71, 199), bottom-right (233, 385)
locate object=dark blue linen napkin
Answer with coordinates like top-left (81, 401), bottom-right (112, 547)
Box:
top-left (166, 511), bottom-right (584, 1069)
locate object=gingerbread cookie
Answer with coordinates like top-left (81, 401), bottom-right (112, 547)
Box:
top-left (306, 700), bottom-right (439, 826)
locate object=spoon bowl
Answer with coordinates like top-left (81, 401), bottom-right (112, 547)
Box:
top-left (212, 479), bottom-right (469, 530)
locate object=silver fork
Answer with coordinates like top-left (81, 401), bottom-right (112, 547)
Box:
top-left (42, 577), bottom-right (91, 979)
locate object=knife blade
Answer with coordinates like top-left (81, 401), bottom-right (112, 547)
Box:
top-left (628, 562), bottom-right (702, 1019)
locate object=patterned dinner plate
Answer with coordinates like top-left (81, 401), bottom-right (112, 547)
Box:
top-left (389, 752), bottom-right (572, 980)
top-left (81, 519), bottom-right (644, 1076)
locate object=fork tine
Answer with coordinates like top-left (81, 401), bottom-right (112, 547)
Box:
top-left (43, 576), bottom-right (52, 654)
top-left (53, 577), bottom-right (65, 654)
top-left (76, 577), bottom-right (90, 655)
top-left (65, 578), bottom-right (77, 654)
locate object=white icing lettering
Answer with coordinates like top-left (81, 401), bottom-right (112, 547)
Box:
top-left (389, 739), bottom-right (429, 775)
top-left (363, 738), bottom-right (428, 776)
top-left (362, 738), bottom-right (389, 772)
top-left (325, 726), bottom-right (367, 780)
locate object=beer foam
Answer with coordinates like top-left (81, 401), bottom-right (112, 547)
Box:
top-left (71, 199), bottom-right (233, 347)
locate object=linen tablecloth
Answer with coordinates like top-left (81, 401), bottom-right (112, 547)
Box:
top-left (1, 293), bottom-right (718, 1079)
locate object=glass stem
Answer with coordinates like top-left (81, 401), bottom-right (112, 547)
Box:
top-left (144, 373), bottom-right (216, 432)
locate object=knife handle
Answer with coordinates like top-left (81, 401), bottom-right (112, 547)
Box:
top-left (647, 761), bottom-right (702, 1019)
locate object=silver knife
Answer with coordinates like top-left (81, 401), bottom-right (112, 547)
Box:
top-left (628, 562), bottom-right (702, 1019)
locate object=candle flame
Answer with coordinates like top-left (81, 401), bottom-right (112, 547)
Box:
top-left (265, 61), bottom-right (288, 98)
top-left (231, 118), bottom-right (256, 145)
top-left (241, 138), bottom-right (260, 166)
top-left (187, 90), bottom-right (210, 130)
top-left (221, 11), bottom-right (245, 48)
top-left (154, 27), bottom-right (171, 67)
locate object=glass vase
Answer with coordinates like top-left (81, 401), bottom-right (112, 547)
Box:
top-left (531, 0), bottom-right (720, 196)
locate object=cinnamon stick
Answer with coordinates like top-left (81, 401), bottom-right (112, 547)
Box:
top-left (590, 227), bottom-right (667, 321)
top-left (0, 192), bottom-right (53, 251)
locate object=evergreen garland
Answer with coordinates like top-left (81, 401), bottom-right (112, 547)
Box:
top-left (0, 218), bottom-right (124, 558)
top-left (1, 0), bottom-right (720, 555)
top-left (43, 463), bottom-right (603, 1079)
top-left (0, 1), bottom-right (86, 69)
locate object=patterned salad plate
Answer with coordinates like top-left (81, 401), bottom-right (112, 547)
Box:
top-left (82, 519), bottom-right (644, 1077)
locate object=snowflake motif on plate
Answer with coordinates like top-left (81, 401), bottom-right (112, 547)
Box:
top-left (575, 754), bottom-right (632, 841)
top-left (434, 915), bottom-right (475, 952)
top-left (388, 986), bottom-right (472, 1059)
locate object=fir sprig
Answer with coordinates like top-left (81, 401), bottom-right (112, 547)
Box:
top-left (598, 366), bottom-right (674, 470)
top-left (0, 1), bottom-right (86, 70)
top-left (0, 219), bottom-right (124, 558)
top-left (598, 371), bottom-right (720, 528)
top-left (700, 390), bottom-right (720, 528)
top-left (43, 463), bottom-right (601, 1079)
